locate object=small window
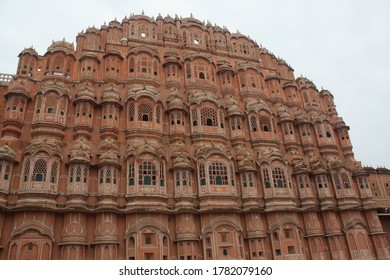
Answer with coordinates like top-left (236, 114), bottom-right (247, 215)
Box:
top-left (223, 248), bottom-right (228, 256)
top-left (199, 72), bottom-right (205, 79)
top-left (47, 108), bottom-right (54, 113)
top-left (287, 246), bottom-right (296, 255)
top-left (194, 39), bottom-right (200, 45)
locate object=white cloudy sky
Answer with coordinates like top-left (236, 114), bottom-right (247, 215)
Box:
top-left (1, 0), bottom-right (389, 167)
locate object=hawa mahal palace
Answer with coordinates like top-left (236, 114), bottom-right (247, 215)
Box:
top-left (0, 13), bottom-right (389, 260)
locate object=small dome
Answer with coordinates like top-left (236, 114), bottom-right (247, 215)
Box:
top-left (0, 145), bottom-right (16, 161)
top-left (226, 96), bottom-right (242, 117)
top-left (46, 39), bottom-right (75, 56)
top-left (18, 47), bottom-right (38, 58)
top-left (277, 106), bottom-right (293, 122)
top-left (102, 85), bottom-right (120, 104)
top-left (167, 89), bottom-right (187, 111)
top-left (85, 26), bottom-right (99, 34)
top-left (77, 85), bottom-right (95, 102)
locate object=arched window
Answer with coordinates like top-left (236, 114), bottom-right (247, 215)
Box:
top-left (156, 106), bottom-right (161, 124)
top-left (128, 103), bottom-right (135, 121)
top-left (138, 104), bottom-right (153, 122)
top-left (199, 72), bottom-right (205, 79)
top-left (160, 161), bottom-right (165, 187)
top-left (128, 159), bottom-right (135, 186)
top-left (32, 159), bottom-right (47, 182)
top-left (201, 107), bottom-right (218, 127)
top-left (272, 167), bottom-right (287, 188)
top-left (341, 172), bottom-right (351, 189)
top-left (209, 162), bottom-right (228, 185)
top-left (332, 173), bottom-right (342, 189)
top-left (105, 168), bottom-right (111, 183)
top-left (259, 116), bottom-right (271, 132)
top-left (50, 161), bottom-right (58, 184)
top-left (199, 163), bottom-right (206, 186)
top-left (74, 166), bottom-right (81, 182)
top-left (23, 159), bottom-right (30, 182)
top-left (185, 63), bottom-right (191, 79)
top-left (262, 168), bottom-right (271, 188)
top-left (138, 161), bottom-right (156, 186)
top-left (192, 109), bottom-right (198, 126)
top-left (250, 116), bottom-right (257, 132)
top-left (129, 57), bottom-right (135, 73)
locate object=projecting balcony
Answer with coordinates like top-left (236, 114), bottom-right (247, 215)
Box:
top-left (335, 188), bottom-right (361, 209)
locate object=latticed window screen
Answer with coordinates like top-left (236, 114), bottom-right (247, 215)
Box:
top-left (128, 103), bottom-right (135, 121)
top-left (230, 163), bottom-right (235, 186)
top-left (75, 166), bottom-right (82, 182)
top-left (248, 173), bottom-right (253, 187)
top-left (250, 116), bottom-right (258, 132)
top-left (241, 173), bottom-right (254, 188)
top-left (138, 161), bottom-right (156, 186)
top-left (231, 118), bottom-right (236, 130)
top-left (0, 162), bottom-right (10, 181)
top-left (176, 111), bottom-right (182, 125)
top-left (83, 166), bottom-right (89, 183)
top-left (182, 171), bottom-right (189, 186)
top-left (236, 117), bottom-right (242, 130)
top-left (105, 167), bottom-right (112, 183)
top-left (69, 166), bottom-right (74, 183)
top-left (50, 162), bottom-right (58, 184)
top-left (200, 107), bottom-right (218, 126)
top-left (32, 159), bottom-right (47, 182)
top-left (272, 167), bottom-right (287, 188)
top-left (341, 173), bottom-right (351, 189)
top-left (138, 104), bottom-right (153, 122)
top-left (209, 162), bottom-right (228, 185)
top-left (316, 175), bottom-right (328, 189)
top-left (35, 95), bottom-right (42, 113)
top-left (259, 116), bottom-right (271, 132)
top-left (332, 173), bottom-right (341, 189)
top-left (192, 109), bottom-right (198, 126)
top-left (99, 169), bottom-right (104, 184)
top-left (298, 174), bottom-right (310, 188)
top-left (156, 106), bottom-right (161, 123)
top-left (113, 168), bottom-right (117, 185)
top-left (316, 124), bottom-right (325, 138)
top-left (241, 173), bottom-right (247, 188)
top-left (160, 162), bottom-right (165, 187)
top-left (176, 170), bottom-right (191, 188)
top-left (128, 159), bottom-right (135, 186)
top-left (262, 168), bottom-right (271, 188)
top-left (199, 163), bottom-right (206, 186)
top-left (22, 159), bottom-right (30, 182)
top-left (219, 111), bottom-right (224, 128)
top-left (175, 171), bottom-right (181, 186)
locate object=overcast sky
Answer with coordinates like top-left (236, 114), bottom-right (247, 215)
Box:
top-left (1, 0), bottom-right (389, 168)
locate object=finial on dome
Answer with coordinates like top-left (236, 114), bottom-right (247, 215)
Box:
top-left (142, 10), bottom-right (144, 15)
top-left (190, 13), bottom-right (193, 18)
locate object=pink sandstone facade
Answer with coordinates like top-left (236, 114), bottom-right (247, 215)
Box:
top-left (0, 14), bottom-right (389, 260)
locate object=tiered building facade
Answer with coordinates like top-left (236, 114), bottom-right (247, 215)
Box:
top-left (0, 14), bottom-right (389, 260)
